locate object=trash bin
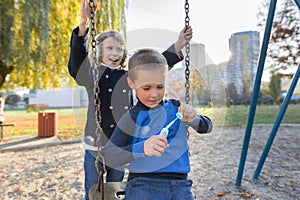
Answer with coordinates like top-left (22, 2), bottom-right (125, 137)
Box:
top-left (38, 112), bottom-right (57, 137)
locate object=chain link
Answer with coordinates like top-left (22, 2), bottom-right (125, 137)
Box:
top-left (89, 0), bottom-right (106, 175)
top-left (184, 0), bottom-right (190, 139)
top-left (184, 0), bottom-right (190, 105)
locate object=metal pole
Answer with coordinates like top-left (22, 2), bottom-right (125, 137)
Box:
top-left (236, 0), bottom-right (278, 186)
top-left (294, 0), bottom-right (300, 10)
top-left (253, 64), bottom-right (300, 179)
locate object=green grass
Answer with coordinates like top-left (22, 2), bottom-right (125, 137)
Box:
top-left (3, 107), bottom-right (87, 117)
top-left (197, 104), bottom-right (300, 126)
top-left (3, 108), bottom-right (87, 138)
top-left (2, 104), bottom-right (299, 138)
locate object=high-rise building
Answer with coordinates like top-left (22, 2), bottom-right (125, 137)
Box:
top-left (228, 31), bottom-right (260, 96)
top-left (189, 43), bottom-right (205, 68)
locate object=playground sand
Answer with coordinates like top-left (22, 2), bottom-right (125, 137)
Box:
top-left (0, 125), bottom-right (299, 199)
top-left (189, 125), bottom-right (300, 199)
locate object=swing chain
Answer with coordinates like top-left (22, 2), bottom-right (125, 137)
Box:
top-left (184, 0), bottom-right (190, 105)
top-left (89, 0), bottom-right (107, 175)
top-left (184, 0), bottom-right (191, 140)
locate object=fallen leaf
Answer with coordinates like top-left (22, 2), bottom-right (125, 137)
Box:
top-left (217, 191), bottom-right (231, 196)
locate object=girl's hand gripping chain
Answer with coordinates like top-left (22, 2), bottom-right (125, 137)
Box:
top-left (159, 112), bottom-right (183, 137)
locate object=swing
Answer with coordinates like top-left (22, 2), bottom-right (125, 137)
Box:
top-left (88, 1), bottom-right (126, 199)
top-left (88, 0), bottom-right (191, 199)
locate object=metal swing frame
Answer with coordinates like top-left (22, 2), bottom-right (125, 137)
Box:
top-left (236, 0), bottom-right (300, 186)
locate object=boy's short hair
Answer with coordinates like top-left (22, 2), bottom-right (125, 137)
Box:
top-left (128, 48), bottom-right (168, 81)
top-left (95, 30), bottom-right (128, 68)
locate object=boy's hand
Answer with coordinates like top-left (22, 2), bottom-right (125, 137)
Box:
top-left (179, 103), bottom-right (197, 122)
top-left (174, 26), bottom-right (193, 53)
top-left (79, 0), bottom-right (99, 36)
top-left (144, 135), bottom-right (169, 157)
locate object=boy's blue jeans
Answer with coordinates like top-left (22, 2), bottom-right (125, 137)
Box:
top-left (84, 150), bottom-right (124, 200)
top-left (124, 176), bottom-right (195, 200)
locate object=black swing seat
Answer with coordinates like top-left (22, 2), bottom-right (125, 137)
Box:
top-left (89, 181), bottom-right (126, 200)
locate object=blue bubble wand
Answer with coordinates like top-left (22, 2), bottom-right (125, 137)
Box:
top-left (159, 112), bottom-right (183, 137)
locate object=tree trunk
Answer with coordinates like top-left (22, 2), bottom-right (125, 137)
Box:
top-left (0, 61), bottom-right (14, 88)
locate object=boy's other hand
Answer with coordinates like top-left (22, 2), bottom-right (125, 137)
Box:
top-left (144, 135), bottom-right (169, 157)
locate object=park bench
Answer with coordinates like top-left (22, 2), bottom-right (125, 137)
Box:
top-left (0, 123), bottom-right (15, 142)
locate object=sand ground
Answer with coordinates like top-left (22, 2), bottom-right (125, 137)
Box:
top-left (0, 125), bottom-right (299, 199)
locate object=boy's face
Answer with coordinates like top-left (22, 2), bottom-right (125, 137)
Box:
top-left (128, 68), bottom-right (165, 108)
top-left (102, 37), bottom-right (124, 68)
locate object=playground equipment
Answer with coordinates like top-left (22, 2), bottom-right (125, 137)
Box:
top-left (236, 0), bottom-right (300, 185)
top-left (88, 0), bottom-right (192, 199)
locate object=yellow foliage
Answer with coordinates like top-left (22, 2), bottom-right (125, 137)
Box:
top-left (3, 0), bottom-right (126, 90)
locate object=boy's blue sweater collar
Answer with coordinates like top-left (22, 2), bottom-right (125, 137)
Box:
top-left (135, 98), bottom-right (181, 110)
top-left (135, 98), bottom-right (164, 110)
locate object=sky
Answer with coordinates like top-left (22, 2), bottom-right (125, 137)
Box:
top-left (126, 0), bottom-right (262, 64)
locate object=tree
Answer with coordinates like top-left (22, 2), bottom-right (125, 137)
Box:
top-left (0, 0), bottom-right (16, 88)
top-left (257, 0), bottom-right (300, 72)
top-left (226, 83), bottom-right (238, 101)
top-left (5, 93), bottom-right (22, 108)
top-left (0, 0), bottom-right (126, 90)
top-left (241, 76), bottom-right (251, 99)
top-left (267, 73), bottom-right (281, 105)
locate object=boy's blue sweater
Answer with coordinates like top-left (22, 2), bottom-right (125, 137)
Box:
top-left (103, 99), bottom-right (213, 175)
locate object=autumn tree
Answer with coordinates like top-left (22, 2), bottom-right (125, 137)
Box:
top-left (267, 72), bottom-right (281, 105)
top-left (257, 0), bottom-right (300, 72)
top-left (0, 0), bottom-right (16, 88)
top-left (226, 83), bottom-right (238, 101)
top-left (0, 0), bottom-right (126, 90)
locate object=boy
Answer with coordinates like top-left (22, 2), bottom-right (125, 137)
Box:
top-left (103, 48), bottom-right (213, 199)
